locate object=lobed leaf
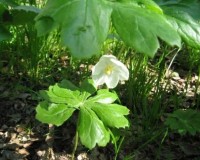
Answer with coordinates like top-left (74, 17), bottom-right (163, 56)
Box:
top-left (36, 101), bottom-right (75, 126)
top-left (92, 103), bottom-right (129, 128)
top-left (88, 89), bottom-right (118, 104)
top-left (35, 0), bottom-right (112, 58)
top-left (78, 107), bottom-right (110, 149)
top-left (39, 84), bottom-right (81, 107)
top-left (111, 3), bottom-right (181, 57)
top-left (158, 3), bottom-right (200, 48)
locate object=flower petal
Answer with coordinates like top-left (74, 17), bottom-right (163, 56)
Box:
top-left (111, 59), bottom-right (129, 80)
top-left (117, 65), bottom-right (129, 80)
top-left (100, 55), bottom-right (117, 62)
top-left (92, 60), bottom-right (107, 75)
top-left (92, 72), bottom-right (106, 86)
top-left (105, 73), bottom-right (119, 89)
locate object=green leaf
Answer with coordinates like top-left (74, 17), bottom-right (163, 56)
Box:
top-left (11, 5), bottom-right (40, 25)
top-left (35, 0), bottom-right (112, 58)
top-left (78, 107), bottom-right (110, 149)
top-left (39, 84), bottom-right (81, 107)
top-left (35, 16), bottom-right (57, 36)
top-left (36, 101), bottom-right (75, 126)
top-left (0, 25), bottom-right (11, 41)
top-left (111, 3), bottom-right (181, 57)
top-left (92, 103), bottom-right (129, 128)
top-left (134, 0), bottom-right (163, 14)
top-left (59, 79), bottom-right (79, 91)
top-left (165, 109), bottom-right (200, 135)
top-left (157, 1), bottom-right (200, 48)
top-left (155, 0), bottom-right (200, 21)
top-left (79, 79), bottom-right (97, 101)
top-left (88, 89), bottom-right (118, 104)
top-left (80, 79), bottom-right (97, 95)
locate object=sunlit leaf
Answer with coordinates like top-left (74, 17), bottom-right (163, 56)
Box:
top-left (112, 3), bottom-right (181, 57)
top-left (36, 101), bottom-right (75, 126)
top-left (39, 84), bottom-right (81, 107)
top-left (78, 107), bottom-right (110, 149)
top-left (88, 89), bottom-right (118, 104)
top-left (92, 103), bottom-right (129, 128)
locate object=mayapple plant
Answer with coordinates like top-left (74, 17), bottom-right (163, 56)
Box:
top-left (35, 55), bottom-right (130, 154)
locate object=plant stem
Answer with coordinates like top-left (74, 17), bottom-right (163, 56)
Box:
top-left (46, 124), bottom-right (55, 159)
top-left (114, 136), bottom-right (125, 160)
top-left (72, 130), bottom-right (79, 160)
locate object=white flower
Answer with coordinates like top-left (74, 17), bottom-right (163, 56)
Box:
top-left (92, 55), bottom-right (129, 89)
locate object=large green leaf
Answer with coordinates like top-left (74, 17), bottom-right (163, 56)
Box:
top-left (92, 103), bottom-right (129, 128)
top-left (111, 3), bottom-right (181, 57)
top-left (35, 0), bottom-right (112, 58)
top-left (155, 0), bottom-right (200, 48)
top-left (78, 107), bottom-right (110, 149)
top-left (88, 89), bottom-right (118, 104)
top-left (36, 101), bottom-right (75, 126)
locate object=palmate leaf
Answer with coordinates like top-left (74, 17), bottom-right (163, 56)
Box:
top-left (34, 0), bottom-right (183, 58)
top-left (36, 80), bottom-right (130, 150)
top-left (35, 0), bottom-right (112, 58)
top-left (154, 0), bottom-right (200, 48)
top-left (39, 83), bottom-right (81, 106)
top-left (87, 89), bottom-right (118, 104)
top-left (91, 103), bottom-right (129, 128)
top-left (36, 101), bottom-right (75, 126)
top-left (111, 3), bottom-right (181, 57)
top-left (78, 107), bottom-right (110, 149)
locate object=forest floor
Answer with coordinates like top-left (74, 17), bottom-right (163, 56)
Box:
top-left (0, 56), bottom-right (200, 160)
